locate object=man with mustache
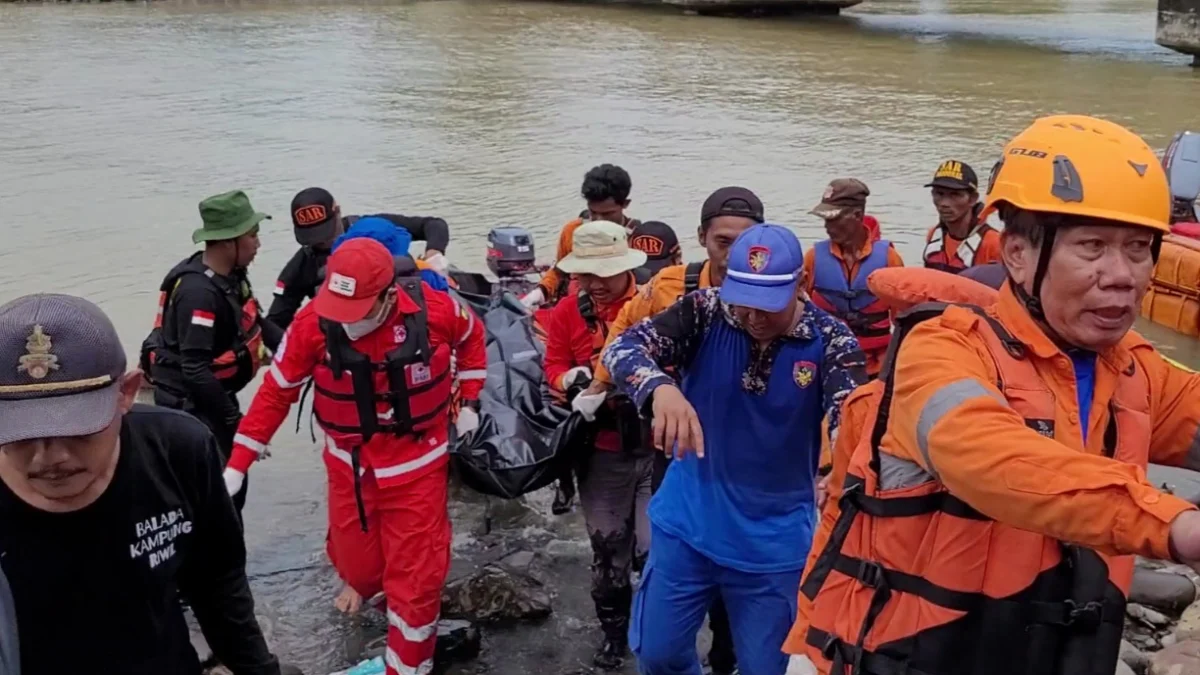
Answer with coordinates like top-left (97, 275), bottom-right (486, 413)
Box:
top-left (0, 294), bottom-right (281, 675)
top-left (602, 224), bottom-right (867, 675)
top-left (793, 115), bottom-right (1200, 675)
top-left (921, 159), bottom-right (1002, 274)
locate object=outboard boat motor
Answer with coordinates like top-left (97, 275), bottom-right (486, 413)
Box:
top-left (1163, 131), bottom-right (1200, 224)
top-left (486, 227), bottom-right (537, 278)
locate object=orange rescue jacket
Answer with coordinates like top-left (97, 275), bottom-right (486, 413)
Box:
top-left (787, 284), bottom-right (1200, 675)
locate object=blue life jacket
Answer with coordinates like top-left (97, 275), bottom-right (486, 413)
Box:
top-left (648, 316), bottom-right (824, 573)
top-left (810, 240), bottom-right (892, 352)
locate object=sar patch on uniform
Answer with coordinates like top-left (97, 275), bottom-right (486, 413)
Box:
top-left (748, 245), bottom-right (771, 273)
top-left (1025, 418), bottom-right (1055, 438)
top-left (793, 360), bottom-right (816, 389)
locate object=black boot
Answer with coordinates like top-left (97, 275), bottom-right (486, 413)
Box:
top-left (593, 636), bottom-right (627, 671)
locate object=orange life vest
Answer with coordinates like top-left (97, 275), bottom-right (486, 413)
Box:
top-left (310, 278), bottom-right (453, 450)
top-left (801, 302), bottom-right (1145, 675)
top-left (922, 222), bottom-right (996, 274)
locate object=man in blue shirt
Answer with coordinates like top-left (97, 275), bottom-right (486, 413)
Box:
top-left (602, 224), bottom-right (866, 675)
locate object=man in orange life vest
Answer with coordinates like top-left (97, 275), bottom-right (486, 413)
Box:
top-left (523, 164), bottom-right (641, 308)
top-left (223, 238), bottom-right (487, 675)
top-left (803, 179), bottom-right (904, 379)
top-left (144, 190), bottom-right (281, 515)
top-left (921, 159), bottom-right (1003, 273)
top-left (787, 115), bottom-right (1200, 675)
top-left (543, 221), bottom-right (654, 671)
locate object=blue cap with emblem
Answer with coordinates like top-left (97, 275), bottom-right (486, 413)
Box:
top-left (720, 223), bottom-right (804, 313)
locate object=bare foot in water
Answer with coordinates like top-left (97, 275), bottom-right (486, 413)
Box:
top-left (334, 584), bottom-right (362, 614)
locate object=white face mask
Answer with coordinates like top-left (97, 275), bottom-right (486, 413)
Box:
top-left (342, 296), bottom-right (393, 341)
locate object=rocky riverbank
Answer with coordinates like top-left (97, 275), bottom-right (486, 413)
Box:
top-left (1121, 559), bottom-right (1200, 675)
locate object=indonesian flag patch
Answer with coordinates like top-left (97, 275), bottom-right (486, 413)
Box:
top-left (274, 280), bottom-right (286, 296)
top-left (191, 310), bottom-right (215, 328)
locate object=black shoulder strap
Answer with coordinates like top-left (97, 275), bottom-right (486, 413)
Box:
top-left (632, 267), bottom-right (653, 285)
top-left (394, 276), bottom-right (432, 365)
top-left (684, 261), bottom-right (705, 295)
top-left (577, 290), bottom-right (598, 333)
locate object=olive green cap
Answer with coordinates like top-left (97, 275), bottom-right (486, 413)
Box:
top-left (192, 190), bottom-right (271, 244)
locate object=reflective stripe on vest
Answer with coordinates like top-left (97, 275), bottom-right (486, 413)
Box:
top-left (923, 223), bottom-right (992, 274)
top-left (810, 240), bottom-right (892, 352)
top-left (801, 302), bottom-right (1145, 675)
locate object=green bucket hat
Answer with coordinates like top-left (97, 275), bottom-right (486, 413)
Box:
top-left (192, 190), bottom-right (272, 244)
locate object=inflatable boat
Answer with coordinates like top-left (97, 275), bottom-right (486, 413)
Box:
top-left (1140, 131), bottom-right (1200, 338)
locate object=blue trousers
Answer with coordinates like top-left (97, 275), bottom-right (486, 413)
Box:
top-left (630, 525), bottom-right (800, 675)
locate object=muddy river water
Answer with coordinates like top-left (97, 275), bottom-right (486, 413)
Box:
top-left (2, 0), bottom-right (1200, 671)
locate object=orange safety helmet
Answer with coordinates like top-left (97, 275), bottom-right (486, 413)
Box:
top-left (980, 114), bottom-right (1171, 233)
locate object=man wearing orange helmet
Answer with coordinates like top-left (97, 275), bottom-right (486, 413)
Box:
top-left (786, 115), bottom-right (1200, 675)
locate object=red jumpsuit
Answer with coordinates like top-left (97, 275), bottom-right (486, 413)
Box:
top-left (228, 282), bottom-right (486, 675)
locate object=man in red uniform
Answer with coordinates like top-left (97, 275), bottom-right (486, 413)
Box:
top-left (222, 238), bottom-right (487, 675)
top-left (543, 220), bottom-right (651, 670)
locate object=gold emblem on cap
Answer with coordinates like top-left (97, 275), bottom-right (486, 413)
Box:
top-left (18, 325), bottom-right (59, 380)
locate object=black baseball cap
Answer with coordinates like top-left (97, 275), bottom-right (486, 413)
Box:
top-left (629, 221), bottom-right (681, 276)
top-left (290, 187), bottom-right (340, 246)
top-left (925, 160), bottom-right (979, 191)
top-left (701, 187), bottom-right (765, 224)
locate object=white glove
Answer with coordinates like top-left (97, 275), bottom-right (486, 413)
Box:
top-left (560, 366), bottom-right (593, 390)
top-left (571, 390), bottom-right (607, 422)
top-left (456, 407), bottom-right (480, 436)
top-left (423, 252), bottom-right (449, 276)
top-left (785, 655), bottom-right (817, 675)
top-left (223, 468), bottom-right (246, 497)
top-left (520, 288), bottom-right (545, 309)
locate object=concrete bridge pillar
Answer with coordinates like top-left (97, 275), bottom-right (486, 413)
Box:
top-left (1157, 0), bottom-right (1200, 65)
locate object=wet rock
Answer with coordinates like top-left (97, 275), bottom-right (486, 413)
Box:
top-left (441, 563), bottom-right (552, 623)
top-left (1150, 639), bottom-right (1200, 674)
top-left (499, 550), bottom-right (536, 573)
top-left (1116, 660), bottom-right (1136, 675)
top-left (1174, 602), bottom-right (1200, 642)
top-left (1132, 569), bottom-right (1198, 614)
top-left (1162, 633), bottom-right (1178, 648)
top-left (1129, 603), bottom-right (1173, 628)
top-left (1122, 638), bottom-right (1152, 672)
top-left (1131, 633), bottom-right (1160, 651)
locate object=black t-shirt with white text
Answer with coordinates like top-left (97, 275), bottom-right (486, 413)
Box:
top-left (0, 405), bottom-right (279, 675)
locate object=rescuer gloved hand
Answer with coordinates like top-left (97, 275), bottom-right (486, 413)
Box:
top-left (520, 288), bottom-right (545, 309)
top-left (561, 366), bottom-right (592, 390)
top-left (223, 467), bottom-right (246, 497)
top-left (456, 406), bottom-right (480, 436)
top-left (571, 390), bottom-right (607, 422)
top-left (422, 251), bottom-right (449, 275)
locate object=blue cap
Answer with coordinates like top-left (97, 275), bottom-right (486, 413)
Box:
top-left (333, 216), bottom-right (413, 257)
top-left (720, 223), bottom-right (803, 313)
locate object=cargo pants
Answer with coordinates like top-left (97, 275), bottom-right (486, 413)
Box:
top-left (578, 449), bottom-right (655, 644)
